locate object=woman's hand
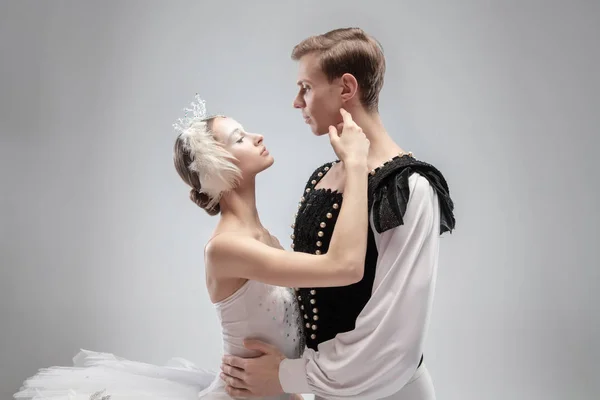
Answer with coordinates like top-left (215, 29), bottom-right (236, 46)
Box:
top-left (328, 108), bottom-right (369, 166)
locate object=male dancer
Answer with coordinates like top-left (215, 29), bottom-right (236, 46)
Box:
top-left (221, 27), bottom-right (455, 399)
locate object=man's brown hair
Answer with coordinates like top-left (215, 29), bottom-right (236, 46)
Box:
top-left (292, 27), bottom-right (386, 111)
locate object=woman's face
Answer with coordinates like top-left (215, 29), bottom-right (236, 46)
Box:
top-left (211, 116), bottom-right (274, 179)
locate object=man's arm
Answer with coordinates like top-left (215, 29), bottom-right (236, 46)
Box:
top-left (279, 174), bottom-right (440, 399)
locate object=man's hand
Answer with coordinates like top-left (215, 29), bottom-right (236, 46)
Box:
top-left (220, 339), bottom-right (286, 398)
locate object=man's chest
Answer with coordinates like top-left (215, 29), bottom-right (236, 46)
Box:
top-left (313, 162), bottom-right (345, 192)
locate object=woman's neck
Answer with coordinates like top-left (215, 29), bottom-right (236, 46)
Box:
top-left (218, 180), bottom-right (264, 233)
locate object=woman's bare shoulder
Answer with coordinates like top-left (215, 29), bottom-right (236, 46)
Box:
top-left (205, 231), bottom-right (250, 257)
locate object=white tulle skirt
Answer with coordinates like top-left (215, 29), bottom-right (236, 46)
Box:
top-left (13, 349), bottom-right (218, 400)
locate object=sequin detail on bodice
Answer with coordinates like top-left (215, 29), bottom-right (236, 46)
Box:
top-left (214, 279), bottom-right (304, 359)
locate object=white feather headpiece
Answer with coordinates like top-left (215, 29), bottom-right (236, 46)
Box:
top-left (173, 94), bottom-right (241, 209)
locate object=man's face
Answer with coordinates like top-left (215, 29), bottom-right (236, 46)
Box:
top-left (293, 53), bottom-right (343, 136)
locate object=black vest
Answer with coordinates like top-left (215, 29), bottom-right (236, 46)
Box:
top-left (291, 154), bottom-right (456, 350)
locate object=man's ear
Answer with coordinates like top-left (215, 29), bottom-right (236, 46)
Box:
top-left (340, 73), bottom-right (359, 102)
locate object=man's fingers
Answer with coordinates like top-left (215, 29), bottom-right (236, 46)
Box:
top-left (222, 355), bottom-right (246, 370)
top-left (225, 384), bottom-right (253, 399)
top-left (221, 364), bottom-right (245, 380)
top-left (243, 339), bottom-right (275, 354)
top-left (220, 372), bottom-right (247, 389)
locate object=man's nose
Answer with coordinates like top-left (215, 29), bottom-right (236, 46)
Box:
top-left (293, 94), bottom-right (304, 109)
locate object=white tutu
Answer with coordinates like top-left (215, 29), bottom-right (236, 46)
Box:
top-left (14, 349), bottom-right (217, 400)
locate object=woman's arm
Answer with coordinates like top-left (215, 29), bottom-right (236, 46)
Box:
top-left (206, 109), bottom-right (370, 288)
top-left (205, 160), bottom-right (368, 288)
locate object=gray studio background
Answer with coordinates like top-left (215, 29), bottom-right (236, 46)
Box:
top-left (1, 0), bottom-right (598, 399)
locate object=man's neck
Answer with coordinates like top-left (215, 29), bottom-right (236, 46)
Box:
top-left (347, 106), bottom-right (405, 170)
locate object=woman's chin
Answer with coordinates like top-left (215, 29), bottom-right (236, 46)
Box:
top-left (258, 156), bottom-right (275, 172)
top-left (265, 156), bottom-right (275, 168)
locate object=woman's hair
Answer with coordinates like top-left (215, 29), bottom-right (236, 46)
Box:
top-left (173, 111), bottom-right (242, 215)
